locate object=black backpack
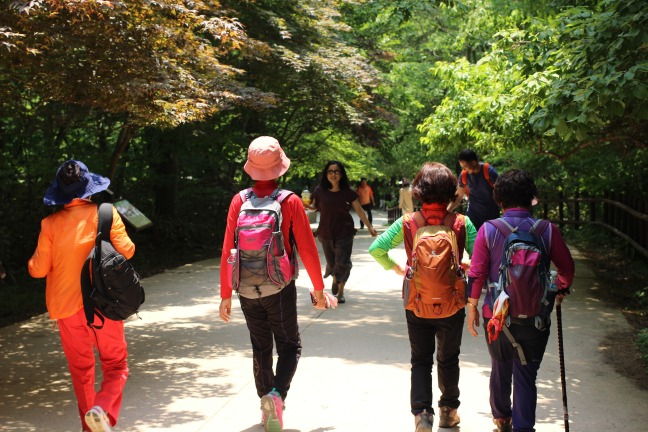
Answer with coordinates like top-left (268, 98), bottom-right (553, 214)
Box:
top-left (81, 203), bottom-right (144, 328)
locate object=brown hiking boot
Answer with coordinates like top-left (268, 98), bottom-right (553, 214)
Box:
top-left (414, 410), bottom-right (433, 432)
top-left (438, 406), bottom-right (460, 428)
top-left (336, 281), bottom-right (345, 303)
top-left (493, 417), bottom-right (512, 432)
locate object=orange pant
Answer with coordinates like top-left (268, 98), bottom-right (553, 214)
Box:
top-left (58, 308), bottom-right (128, 430)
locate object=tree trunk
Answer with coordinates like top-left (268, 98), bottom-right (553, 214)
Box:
top-left (148, 128), bottom-right (179, 219)
top-left (108, 123), bottom-right (136, 180)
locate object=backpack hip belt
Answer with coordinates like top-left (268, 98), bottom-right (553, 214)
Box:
top-left (508, 315), bottom-right (549, 329)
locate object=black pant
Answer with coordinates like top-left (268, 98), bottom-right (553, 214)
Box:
top-left (240, 281), bottom-right (301, 400)
top-left (360, 204), bottom-right (372, 228)
top-left (406, 308), bottom-right (465, 415)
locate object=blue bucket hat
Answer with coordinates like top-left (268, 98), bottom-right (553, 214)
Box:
top-left (43, 160), bottom-right (111, 206)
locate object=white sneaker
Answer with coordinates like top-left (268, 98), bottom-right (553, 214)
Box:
top-left (85, 406), bottom-right (112, 432)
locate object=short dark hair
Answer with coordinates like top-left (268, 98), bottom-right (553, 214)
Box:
top-left (318, 160), bottom-right (350, 190)
top-left (493, 169), bottom-right (537, 209)
top-left (411, 162), bottom-right (457, 205)
top-left (458, 149), bottom-right (478, 163)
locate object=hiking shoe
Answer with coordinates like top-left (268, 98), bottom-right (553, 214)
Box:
top-left (438, 406), bottom-right (460, 428)
top-left (261, 391), bottom-right (284, 432)
top-left (414, 410), bottom-right (433, 432)
top-left (85, 406), bottom-right (112, 432)
top-left (493, 417), bottom-right (512, 432)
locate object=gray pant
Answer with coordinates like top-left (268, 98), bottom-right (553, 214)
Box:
top-left (318, 235), bottom-right (354, 283)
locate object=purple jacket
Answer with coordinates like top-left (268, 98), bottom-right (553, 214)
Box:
top-left (467, 208), bottom-right (575, 318)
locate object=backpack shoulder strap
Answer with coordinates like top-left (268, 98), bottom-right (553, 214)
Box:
top-left (97, 203), bottom-right (113, 243)
top-left (275, 188), bottom-right (294, 203)
top-left (239, 188), bottom-right (253, 202)
top-left (487, 217), bottom-right (516, 237)
top-left (442, 212), bottom-right (464, 266)
top-left (403, 211), bottom-right (426, 266)
top-left (410, 211), bottom-right (426, 233)
top-left (443, 212), bottom-right (458, 228)
top-left (483, 162), bottom-right (493, 188)
top-left (402, 211), bottom-right (424, 246)
top-left (530, 218), bottom-right (552, 254)
top-left (446, 212), bottom-right (466, 252)
top-left (531, 218), bottom-right (550, 236)
top-left (82, 204), bottom-right (112, 329)
top-left (461, 169), bottom-right (469, 195)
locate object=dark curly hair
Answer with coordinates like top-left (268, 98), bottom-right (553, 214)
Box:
top-left (318, 160), bottom-right (350, 190)
top-left (493, 169), bottom-right (537, 209)
top-left (411, 162), bottom-right (457, 205)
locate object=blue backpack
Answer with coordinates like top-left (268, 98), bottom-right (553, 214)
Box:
top-left (487, 218), bottom-right (554, 329)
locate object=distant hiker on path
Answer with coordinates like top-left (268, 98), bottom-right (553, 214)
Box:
top-left (369, 162), bottom-right (477, 432)
top-left (28, 160), bottom-right (135, 432)
top-left (218, 136), bottom-right (327, 432)
top-left (356, 177), bottom-right (376, 229)
top-left (399, 177), bottom-right (414, 215)
top-left (310, 160), bottom-right (377, 304)
top-left (466, 169), bottom-right (575, 432)
top-left (448, 149), bottom-right (500, 230)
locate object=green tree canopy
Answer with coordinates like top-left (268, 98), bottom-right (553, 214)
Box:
top-left (418, 0), bottom-right (648, 195)
top-left (1, 0), bottom-right (273, 126)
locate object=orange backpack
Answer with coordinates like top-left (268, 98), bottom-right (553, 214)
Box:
top-left (402, 212), bottom-right (467, 319)
top-left (461, 162), bottom-right (493, 195)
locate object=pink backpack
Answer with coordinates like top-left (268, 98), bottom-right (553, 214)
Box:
top-left (230, 188), bottom-right (295, 298)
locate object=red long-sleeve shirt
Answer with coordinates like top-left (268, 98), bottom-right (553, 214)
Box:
top-left (219, 180), bottom-right (325, 299)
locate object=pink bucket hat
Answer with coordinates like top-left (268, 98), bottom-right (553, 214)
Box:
top-left (244, 136), bottom-right (291, 181)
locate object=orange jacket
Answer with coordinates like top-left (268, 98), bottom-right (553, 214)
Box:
top-left (356, 184), bottom-right (374, 206)
top-left (28, 199), bottom-right (135, 320)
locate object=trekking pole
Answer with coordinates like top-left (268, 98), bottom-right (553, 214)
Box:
top-left (556, 296), bottom-right (569, 431)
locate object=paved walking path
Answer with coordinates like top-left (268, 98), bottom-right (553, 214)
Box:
top-left (2, 210), bottom-right (648, 431)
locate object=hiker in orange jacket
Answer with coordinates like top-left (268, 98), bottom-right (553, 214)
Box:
top-left (356, 177), bottom-right (376, 229)
top-left (28, 160), bottom-right (135, 432)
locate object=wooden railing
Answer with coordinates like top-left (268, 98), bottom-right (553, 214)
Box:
top-left (387, 206), bottom-right (402, 224)
top-left (539, 192), bottom-right (648, 260)
top-left (388, 194), bottom-right (647, 260)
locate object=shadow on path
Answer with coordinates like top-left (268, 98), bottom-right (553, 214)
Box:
top-left (1, 211), bottom-right (647, 431)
